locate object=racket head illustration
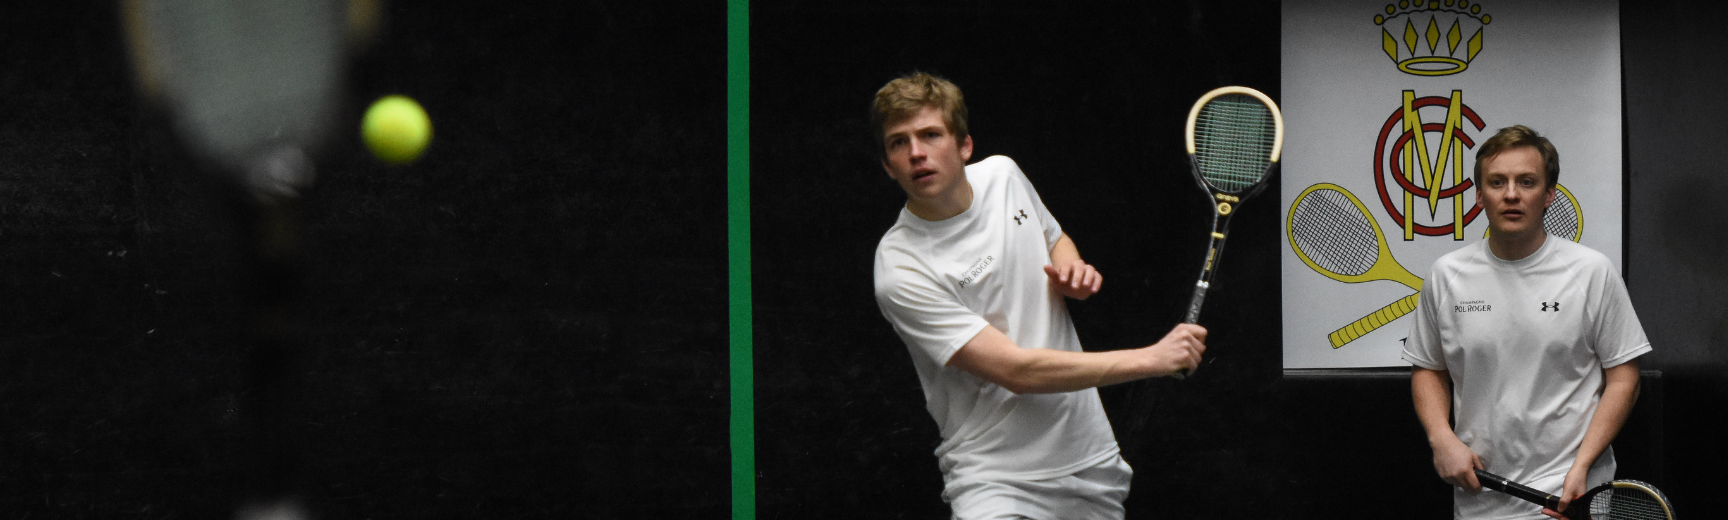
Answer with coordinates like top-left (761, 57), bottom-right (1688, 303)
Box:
top-left (1287, 182), bottom-right (1423, 290)
top-left (1544, 183), bottom-right (1583, 242)
top-left (1320, 184), bottom-right (1583, 349)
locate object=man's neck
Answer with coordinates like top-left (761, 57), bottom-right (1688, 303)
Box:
top-left (906, 179), bottom-right (973, 221)
top-left (1486, 229), bottom-right (1547, 261)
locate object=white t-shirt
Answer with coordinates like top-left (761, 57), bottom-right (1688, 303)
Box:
top-left (873, 155), bottom-right (1120, 493)
top-left (1403, 238), bottom-right (1651, 519)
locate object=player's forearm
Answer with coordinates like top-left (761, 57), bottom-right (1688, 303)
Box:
top-left (950, 324), bottom-right (1198, 394)
top-left (1412, 367), bottom-right (1459, 446)
top-left (997, 346), bottom-right (1155, 394)
top-left (1572, 363), bottom-right (1641, 473)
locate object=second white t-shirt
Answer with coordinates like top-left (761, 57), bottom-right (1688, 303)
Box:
top-left (1404, 238), bottom-right (1651, 519)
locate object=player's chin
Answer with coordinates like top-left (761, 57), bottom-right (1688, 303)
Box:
top-left (910, 182), bottom-right (947, 200)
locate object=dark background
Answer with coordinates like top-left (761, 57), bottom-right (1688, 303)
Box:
top-left (1621, 0), bottom-right (1728, 513)
top-left (2, 1), bottom-right (726, 518)
top-left (5, 1), bottom-right (1722, 519)
top-left (753, 1), bottom-right (1718, 519)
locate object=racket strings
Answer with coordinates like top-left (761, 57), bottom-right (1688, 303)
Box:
top-left (1291, 189), bottom-right (1380, 277)
top-left (1586, 487), bottom-right (1669, 520)
top-left (1194, 95), bottom-right (1275, 192)
top-left (1545, 189), bottom-right (1581, 241)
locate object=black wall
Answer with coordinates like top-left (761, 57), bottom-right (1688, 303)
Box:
top-left (1, 2), bottom-right (726, 518)
top-left (1622, 0), bottom-right (1728, 509)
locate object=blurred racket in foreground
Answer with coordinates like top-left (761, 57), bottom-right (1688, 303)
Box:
top-left (121, 1), bottom-right (378, 518)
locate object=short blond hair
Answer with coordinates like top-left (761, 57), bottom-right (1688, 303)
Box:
top-left (870, 72), bottom-right (968, 155)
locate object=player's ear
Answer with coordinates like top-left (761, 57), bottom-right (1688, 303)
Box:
top-left (1544, 186), bottom-right (1556, 208)
top-left (959, 135), bottom-right (974, 162)
top-left (882, 159), bottom-right (894, 178)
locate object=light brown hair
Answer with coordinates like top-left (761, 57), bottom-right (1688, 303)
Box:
top-left (1474, 125), bottom-right (1559, 188)
top-left (870, 72), bottom-right (968, 156)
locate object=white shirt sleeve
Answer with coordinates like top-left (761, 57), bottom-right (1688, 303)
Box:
top-left (1000, 157), bottom-right (1064, 251)
top-left (1588, 260), bottom-right (1652, 368)
top-left (1402, 267), bottom-right (1447, 370)
top-left (875, 261), bottom-right (991, 368)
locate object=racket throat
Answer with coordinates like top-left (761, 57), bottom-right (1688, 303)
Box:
top-left (1185, 214), bottom-right (1233, 324)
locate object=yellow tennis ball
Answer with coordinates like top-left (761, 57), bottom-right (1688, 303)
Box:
top-left (361, 95), bottom-right (432, 164)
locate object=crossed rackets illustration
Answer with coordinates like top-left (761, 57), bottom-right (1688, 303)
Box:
top-left (1288, 182), bottom-right (1583, 348)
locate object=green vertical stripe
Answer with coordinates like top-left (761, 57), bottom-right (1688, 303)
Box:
top-left (726, 1), bottom-right (754, 519)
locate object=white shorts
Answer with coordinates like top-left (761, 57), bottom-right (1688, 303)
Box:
top-left (945, 455), bottom-right (1133, 520)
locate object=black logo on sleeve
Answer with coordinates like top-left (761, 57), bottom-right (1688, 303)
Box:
top-left (1541, 302), bottom-right (1560, 312)
top-left (1012, 209), bottom-right (1029, 225)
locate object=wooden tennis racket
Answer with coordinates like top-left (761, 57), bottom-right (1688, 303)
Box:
top-left (1475, 469), bottom-right (1676, 520)
top-left (1174, 86), bottom-right (1283, 376)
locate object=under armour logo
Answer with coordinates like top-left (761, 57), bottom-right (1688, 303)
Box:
top-left (1012, 209), bottom-right (1029, 225)
top-left (1541, 302), bottom-right (1560, 312)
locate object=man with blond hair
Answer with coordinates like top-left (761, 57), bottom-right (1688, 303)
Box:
top-left (870, 71), bottom-right (1208, 519)
top-left (1406, 125), bottom-right (1651, 519)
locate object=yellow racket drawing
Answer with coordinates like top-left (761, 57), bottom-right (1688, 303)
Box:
top-left (1329, 293), bottom-right (1422, 348)
top-left (1320, 183), bottom-right (1586, 348)
top-left (1287, 183), bottom-right (1424, 348)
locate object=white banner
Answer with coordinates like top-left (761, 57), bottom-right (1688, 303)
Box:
top-left (1280, 0), bottom-right (1623, 368)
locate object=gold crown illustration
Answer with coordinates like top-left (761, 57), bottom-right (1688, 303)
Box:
top-left (1375, 0), bottom-right (1490, 76)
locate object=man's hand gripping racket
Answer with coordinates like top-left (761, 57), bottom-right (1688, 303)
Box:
top-left (1173, 86), bottom-right (1283, 377)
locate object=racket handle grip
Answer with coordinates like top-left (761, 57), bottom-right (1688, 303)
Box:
top-left (1474, 470), bottom-right (1561, 510)
top-left (1327, 292), bottom-right (1420, 348)
top-left (1185, 280), bottom-right (1208, 324)
top-left (1171, 281), bottom-right (1209, 379)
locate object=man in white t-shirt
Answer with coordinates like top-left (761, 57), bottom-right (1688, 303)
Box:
top-left (869, 72), bottom-right (1208, 520)
top-left (1404, 125), bottom-right (1651, 520)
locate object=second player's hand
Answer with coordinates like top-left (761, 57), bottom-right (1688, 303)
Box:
top-left (1142, 323), bottom-right (1206, 376)
top-left (1541, 467), bottom-right (1591, 519)
top-left (1043, 260), bottom-right (1102, 300)
top-left (1431, 437), bottom-right (1483, 491)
